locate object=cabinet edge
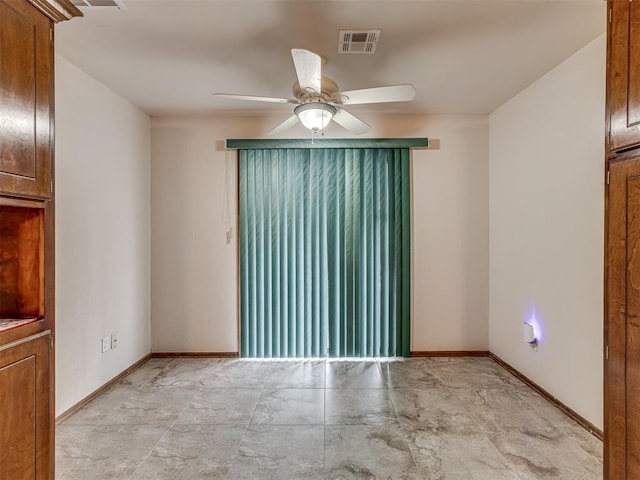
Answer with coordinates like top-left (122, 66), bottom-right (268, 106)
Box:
top-left (0, 329), bottom-right (50, 353)
top-left (27, 0), bottom-right (82, 22)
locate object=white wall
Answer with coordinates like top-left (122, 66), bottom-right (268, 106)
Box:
top-left (55, 33), bottom-right (605, 429)
top-left (489, 35), bottom-right (605, 428)
top-left (150, 114), bottom-right (489, 353)
top-left (55, 55), bottom-right (151, 416)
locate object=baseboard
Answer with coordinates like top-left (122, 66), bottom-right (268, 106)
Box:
top-left (488, 353), bottom-right (603, 441)
top-left (150, 351), bottom-right (239, 358)
top-left (55, 353), bottom-right (152, 425)
top-left (411, 350), bottom-right (490, 357)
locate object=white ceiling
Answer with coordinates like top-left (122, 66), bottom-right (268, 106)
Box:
top-left (55, 0), bottom-right (606, 117)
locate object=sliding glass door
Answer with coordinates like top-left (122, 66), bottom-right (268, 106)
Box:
top-left (239, 145), bottom-right (410, 358)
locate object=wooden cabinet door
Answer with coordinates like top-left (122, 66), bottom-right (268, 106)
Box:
top-left (606, 157), bottom-right (640, 479)
top-left (609, 0), bottom-right (640, 153)
top-left (0, 0), bottom-right (52, 199)
top-left (0, 332), bottom-right (52, 479)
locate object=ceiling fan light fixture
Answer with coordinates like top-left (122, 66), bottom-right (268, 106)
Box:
top-left (215, 48), bottom-right (414, 135)
top-left (294, 102), bottom-right (337, 132)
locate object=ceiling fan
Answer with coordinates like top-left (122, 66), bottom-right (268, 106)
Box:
top-left (214, 49), bottom-right (416, 135)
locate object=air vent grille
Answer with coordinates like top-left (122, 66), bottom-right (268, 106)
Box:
top-left (338, 30), bottom-right (381, 54)
top-left (71, 0), bottom-right (126, 8)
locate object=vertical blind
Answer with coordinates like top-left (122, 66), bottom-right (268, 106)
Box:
top-left (239, 146), bottom-right (411, 358)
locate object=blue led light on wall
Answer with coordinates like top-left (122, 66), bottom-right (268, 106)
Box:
top-left (524, 310), bottom-right (541, 350)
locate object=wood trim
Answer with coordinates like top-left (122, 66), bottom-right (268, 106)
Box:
top-left (0, 319), bottom-right (47, 346)
top-left (55, 353), bottom-right (151, 425)
top-left (0, 196), bottom-right (46, 209)
top-left (27, 0), bottom-right (82, 22)
top-left (151, 352), bottom-right (239, 358)
top-left (603, 153), bottom-right (612, 479)
top-left (605, 0), bottom-right (613, 159)
top-left (0, 329), bottom-right (49, 352)
top-left (489, 353), bottom-right (603, 441)
top-left (410, 350), bottom-right (489, 357)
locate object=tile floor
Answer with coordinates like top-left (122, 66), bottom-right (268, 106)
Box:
top-left (56, 357), bottom-right (603, 479)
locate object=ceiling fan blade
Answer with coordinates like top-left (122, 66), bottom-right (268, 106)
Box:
top-left (337, 84), bottom-right (416, 105)
top-left (291, 49), bottom-right (322, 95)
top-left (268, 115), bottom-right (300, 135)
top-left (214, 93), bottom-right (297, 104)
top-left (332, 108), bottom-right (370, 135)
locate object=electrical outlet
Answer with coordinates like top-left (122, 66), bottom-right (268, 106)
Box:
top-left (111, 333), bottom-right (118, 350)
top-left (101, 336), bottom-right (110, 353)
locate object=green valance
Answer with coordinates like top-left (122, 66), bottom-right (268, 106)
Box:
top-left (226, 138), bottom-right (429, 150)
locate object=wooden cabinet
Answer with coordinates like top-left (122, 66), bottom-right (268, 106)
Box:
top-left (606, 1), bottom-right (640, 479)
top-left (0, 203), bottom-right (45, 319)
top-left (0, 0), bottom-right (53, 199)
top-left (0, 332), bottom-right (52, 479)
top-left (608, 0), bottom-right (640, 153)
top-left (606, 157), bottom-right (640, 480)
top-left (0, 0), bottom-right (80, 478)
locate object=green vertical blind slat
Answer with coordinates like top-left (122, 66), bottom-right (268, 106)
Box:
top-left (239, 147), bottom-right (410, 358)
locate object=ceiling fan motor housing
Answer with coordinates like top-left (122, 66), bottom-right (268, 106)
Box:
top-left (292, 77), bottom-right (339, 102)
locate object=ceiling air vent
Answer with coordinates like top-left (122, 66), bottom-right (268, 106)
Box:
top-left (338, 30), bottom-right (381, 54)
top-left (71, 0), bottom-right (126, 8)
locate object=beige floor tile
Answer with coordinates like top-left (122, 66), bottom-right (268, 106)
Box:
top-left (55, 357), bottom-right (603, 480)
